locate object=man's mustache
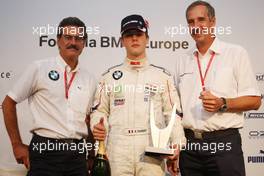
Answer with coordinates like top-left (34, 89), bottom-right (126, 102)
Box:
top-left (67, 45), bottom-right (78, 50)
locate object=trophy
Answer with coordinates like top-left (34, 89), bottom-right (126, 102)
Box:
top-left (145, 101), bottom-right (176, 156)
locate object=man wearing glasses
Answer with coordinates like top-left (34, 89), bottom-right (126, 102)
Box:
top-left (2, 17), bottom-right (95, 176)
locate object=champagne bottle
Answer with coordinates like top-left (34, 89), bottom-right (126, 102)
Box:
top-left (91, 140), bottom-right (111, 176)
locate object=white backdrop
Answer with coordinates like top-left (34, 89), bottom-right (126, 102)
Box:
top-left (0, 0), bottom-right (263, 175)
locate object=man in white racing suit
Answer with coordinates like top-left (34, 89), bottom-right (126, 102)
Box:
top-left (90, 14), bottom-right (186, 176)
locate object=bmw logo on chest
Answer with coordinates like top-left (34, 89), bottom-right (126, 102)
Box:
top-left (112, 70), bottom-right (123, 80)
top-left (48, 70), bottom-right (60, 81)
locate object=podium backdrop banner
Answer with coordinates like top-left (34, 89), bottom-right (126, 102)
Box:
top-left (0, 0), bottom-right (263, 175)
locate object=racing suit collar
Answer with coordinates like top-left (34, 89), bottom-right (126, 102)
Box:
top-left (124, 57), bottom-right (149, 70)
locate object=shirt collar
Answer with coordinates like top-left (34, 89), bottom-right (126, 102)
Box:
top-left (124, 57), bottom-right (149, 70)
top-left (191, 38), bottom-right (222, 58)
top-left (57, 55), bottom-right (80, 73)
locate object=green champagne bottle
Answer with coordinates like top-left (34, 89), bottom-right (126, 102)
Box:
top-left (91, 140), bottom-right (111, 176)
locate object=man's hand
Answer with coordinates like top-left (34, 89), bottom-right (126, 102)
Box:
top-left (12, 143), bottom-right (30, 169)
top-left (167, 159), bottom-right (179, 176)
top-left (92, 118), bottom-right (106, 141)
top-left (166, 147), bottom-right (180, 176)
top-left (2, 96), bottom-right (30, 169)
top-left (199, 90), bottom-right (223, 112)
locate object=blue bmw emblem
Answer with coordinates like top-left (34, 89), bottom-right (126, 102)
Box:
top-left (112, 70), bottom-right (123, 80)
top-left (48, 70), bottom-right (60, 81)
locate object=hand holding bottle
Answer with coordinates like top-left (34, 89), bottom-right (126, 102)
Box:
top-left (93, 118), bottom-right (107, 141)
top-left (91, 118), bottom-right (111, 176)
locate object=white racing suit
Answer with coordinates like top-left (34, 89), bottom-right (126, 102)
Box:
top-left (90, 58), bottom-right (186, 176)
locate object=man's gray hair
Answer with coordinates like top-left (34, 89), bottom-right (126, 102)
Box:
top-left (186, 1), bottom-right (215, 20)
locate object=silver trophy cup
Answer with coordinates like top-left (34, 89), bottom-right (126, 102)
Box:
top-left (145, 101), bottom-right (176, 156)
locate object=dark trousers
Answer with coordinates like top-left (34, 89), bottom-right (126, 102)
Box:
top-left (27, 134), bottom-right (88, 176)
top-left (179, 129), bottom-right (246, 176)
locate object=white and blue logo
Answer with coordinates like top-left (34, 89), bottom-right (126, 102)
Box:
top-left (112, 70), bottom-right (123, 80)
top-left (48, 70), bottom-right (60, 81)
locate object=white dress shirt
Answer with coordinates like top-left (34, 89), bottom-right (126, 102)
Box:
top-left (174, 38), bottom-right (260, 131)
top-left (8, 55), bottom-right (96, 139)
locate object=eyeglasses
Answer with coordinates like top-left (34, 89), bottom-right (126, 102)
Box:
top-left (62, 35), bottom-right (85, 43)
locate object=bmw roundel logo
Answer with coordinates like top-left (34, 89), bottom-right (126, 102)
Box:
top-left (112, 70), bottom-right (123, 80)
top-left (48, 70), bottom-right (60, 81)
